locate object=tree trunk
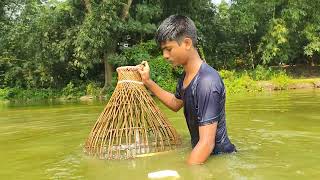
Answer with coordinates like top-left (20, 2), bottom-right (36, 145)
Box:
top-left (100, 52), bottom-right (114, 95)
top-left (100, 0), bottom-right (133, 97)
top-left (104, 52), bottom-right (113, 86)
top-left (248, 36), bottom-right (255, 69)
top-left (84, 0), bottom-right (91, 13)
top-left (122, 0), bottom-right (133, 20)
top-left (311, 56), bottom-right (315, 66)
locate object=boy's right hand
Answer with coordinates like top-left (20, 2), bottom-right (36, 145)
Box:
top-left (138, 61), bottom-right (151, 84)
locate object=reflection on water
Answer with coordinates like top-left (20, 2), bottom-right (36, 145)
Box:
top-left (0, 89), bottom-right (319, 179)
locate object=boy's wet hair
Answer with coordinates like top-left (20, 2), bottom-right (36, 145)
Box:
top-left (155, 15), bottom-right (198, 47)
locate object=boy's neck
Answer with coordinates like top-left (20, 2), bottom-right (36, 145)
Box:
top-left (183, 51), bottom-right (203, 76)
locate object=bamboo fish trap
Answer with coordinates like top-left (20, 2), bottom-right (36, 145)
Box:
top-left (84, 65), bottom-right (181, 159)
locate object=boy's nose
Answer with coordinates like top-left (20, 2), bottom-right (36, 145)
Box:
top-left (163, 52), bottom-right (170, 59)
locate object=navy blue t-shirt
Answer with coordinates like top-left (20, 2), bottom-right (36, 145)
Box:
top-left (175, 62), bottom-right (236, 154)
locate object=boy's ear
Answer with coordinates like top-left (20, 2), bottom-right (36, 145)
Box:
top-left (183, 37), bottom-right (193, 50)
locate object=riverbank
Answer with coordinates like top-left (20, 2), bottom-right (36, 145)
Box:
top-left (1, 78), bottom-right (320, 103)
top-left (258, 78), bottom-right (320, 91)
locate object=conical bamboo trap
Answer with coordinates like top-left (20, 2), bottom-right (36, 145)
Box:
top-left (84, 65), bottom-right (181, 159)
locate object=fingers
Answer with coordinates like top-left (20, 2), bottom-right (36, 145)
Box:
top-left (137, 65), bottom-right (144, 73)
top-left (136, 64), bottom-right (143, 71)
top-left (141, 61), bottom-right (149, 69)
top-left (137, 63), bottom-right (144, 73)
top-left (138, 61), bottom-right (150, 83)
top-left (138, 61), bottom-right (149, 72)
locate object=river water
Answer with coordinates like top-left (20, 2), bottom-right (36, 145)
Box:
top-left (0, 89), bottom-right (319, 179)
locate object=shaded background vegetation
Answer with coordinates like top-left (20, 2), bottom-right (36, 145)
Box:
top-left (0, 0), bottom-right (319, 100)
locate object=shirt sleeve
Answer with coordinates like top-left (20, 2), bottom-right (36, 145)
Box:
top-left (196, 78), bottom-right (223, 126)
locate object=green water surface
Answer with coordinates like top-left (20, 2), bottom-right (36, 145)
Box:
top-left (0, 89), bottom-right (319, 179)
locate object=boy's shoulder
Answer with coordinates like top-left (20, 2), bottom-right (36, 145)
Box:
top-left (198, 63), bottom-right (221, 82)
top-left (197, 63), bottom-right (224, 92)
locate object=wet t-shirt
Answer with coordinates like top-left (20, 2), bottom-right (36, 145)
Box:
top-left (175, 62), bottom-right (236, 154)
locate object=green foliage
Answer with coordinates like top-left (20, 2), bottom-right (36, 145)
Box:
top-left (108, 40), bottom-right (178, 92)
top-left (134, 3), bottom-right (162, 24)
top-left (219, 70), bottom-right (236, 81)
top-left (258, 19), bottom-right (289, 65)
top-left (125, 2), bottom-right (161, 39)
top-left (74, 0), bottom-right (121, 65)
top-left (219, 70), bottom-right (261, 94)
top-left (303, 24), bottom-right (320, 57)
top-left (1, 0), bottom-right (320, 101)
top-left (86, 82), bottom-right (101, 96)
top-left (249, 65), bottom-right (274, 81)
top-left (219, 67), bottom-right (293, 93)
top-left (149, 56), bottom-right (177, 92)
top-left (109, 40), bottom-right (158, 67)
top-left (62, 82), bottom-right (84, 98)
top-left (0, 0), bottom-right (87, 89)
top-left (271, 71), bottom-right (292, 90)
top-left (0, 88), bottom-right (11, 100)
top-left (222, 72), bottom-right (262, 94)
top-left (0, 87), bottom-right (60, 100)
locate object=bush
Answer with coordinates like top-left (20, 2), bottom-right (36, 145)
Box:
top-left (271, 71), bottom-right (292, 90)
top-left (148, 56), bottom-right (178, 92)
top-left (0, 88), bottom-right (10, 100)
top-left (109, 40), bottom-right (159, 67)
top-left (219, 70), bottom-right (236, 81)
top-left (223, 73), bottom-right (262, 94)
top-left (62, 82), bottom-right (85, 98)
top-left (249, 65), bottom-right (274, 80)
top-left (86, 82), bottom-right (101, 96)
top-left (0, 88), bottom-right (60, 100)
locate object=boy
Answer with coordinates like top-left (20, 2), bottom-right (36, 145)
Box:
top-left (138, 15), bottom-right (236, 165)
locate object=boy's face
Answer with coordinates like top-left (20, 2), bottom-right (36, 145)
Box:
top-left (160, 38), bottom-right (192, 66)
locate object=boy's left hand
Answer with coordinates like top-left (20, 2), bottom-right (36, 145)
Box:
top-left (138, 61), bottom-right (151, 84)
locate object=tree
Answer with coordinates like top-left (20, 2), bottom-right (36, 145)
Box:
top-left (74, 0), bottom-right (161, 95)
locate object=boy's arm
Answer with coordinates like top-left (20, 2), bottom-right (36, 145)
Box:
top-left (138, 61), bottom-right (184, 112)
top-left (187, 122), bottom-right (217, 165)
